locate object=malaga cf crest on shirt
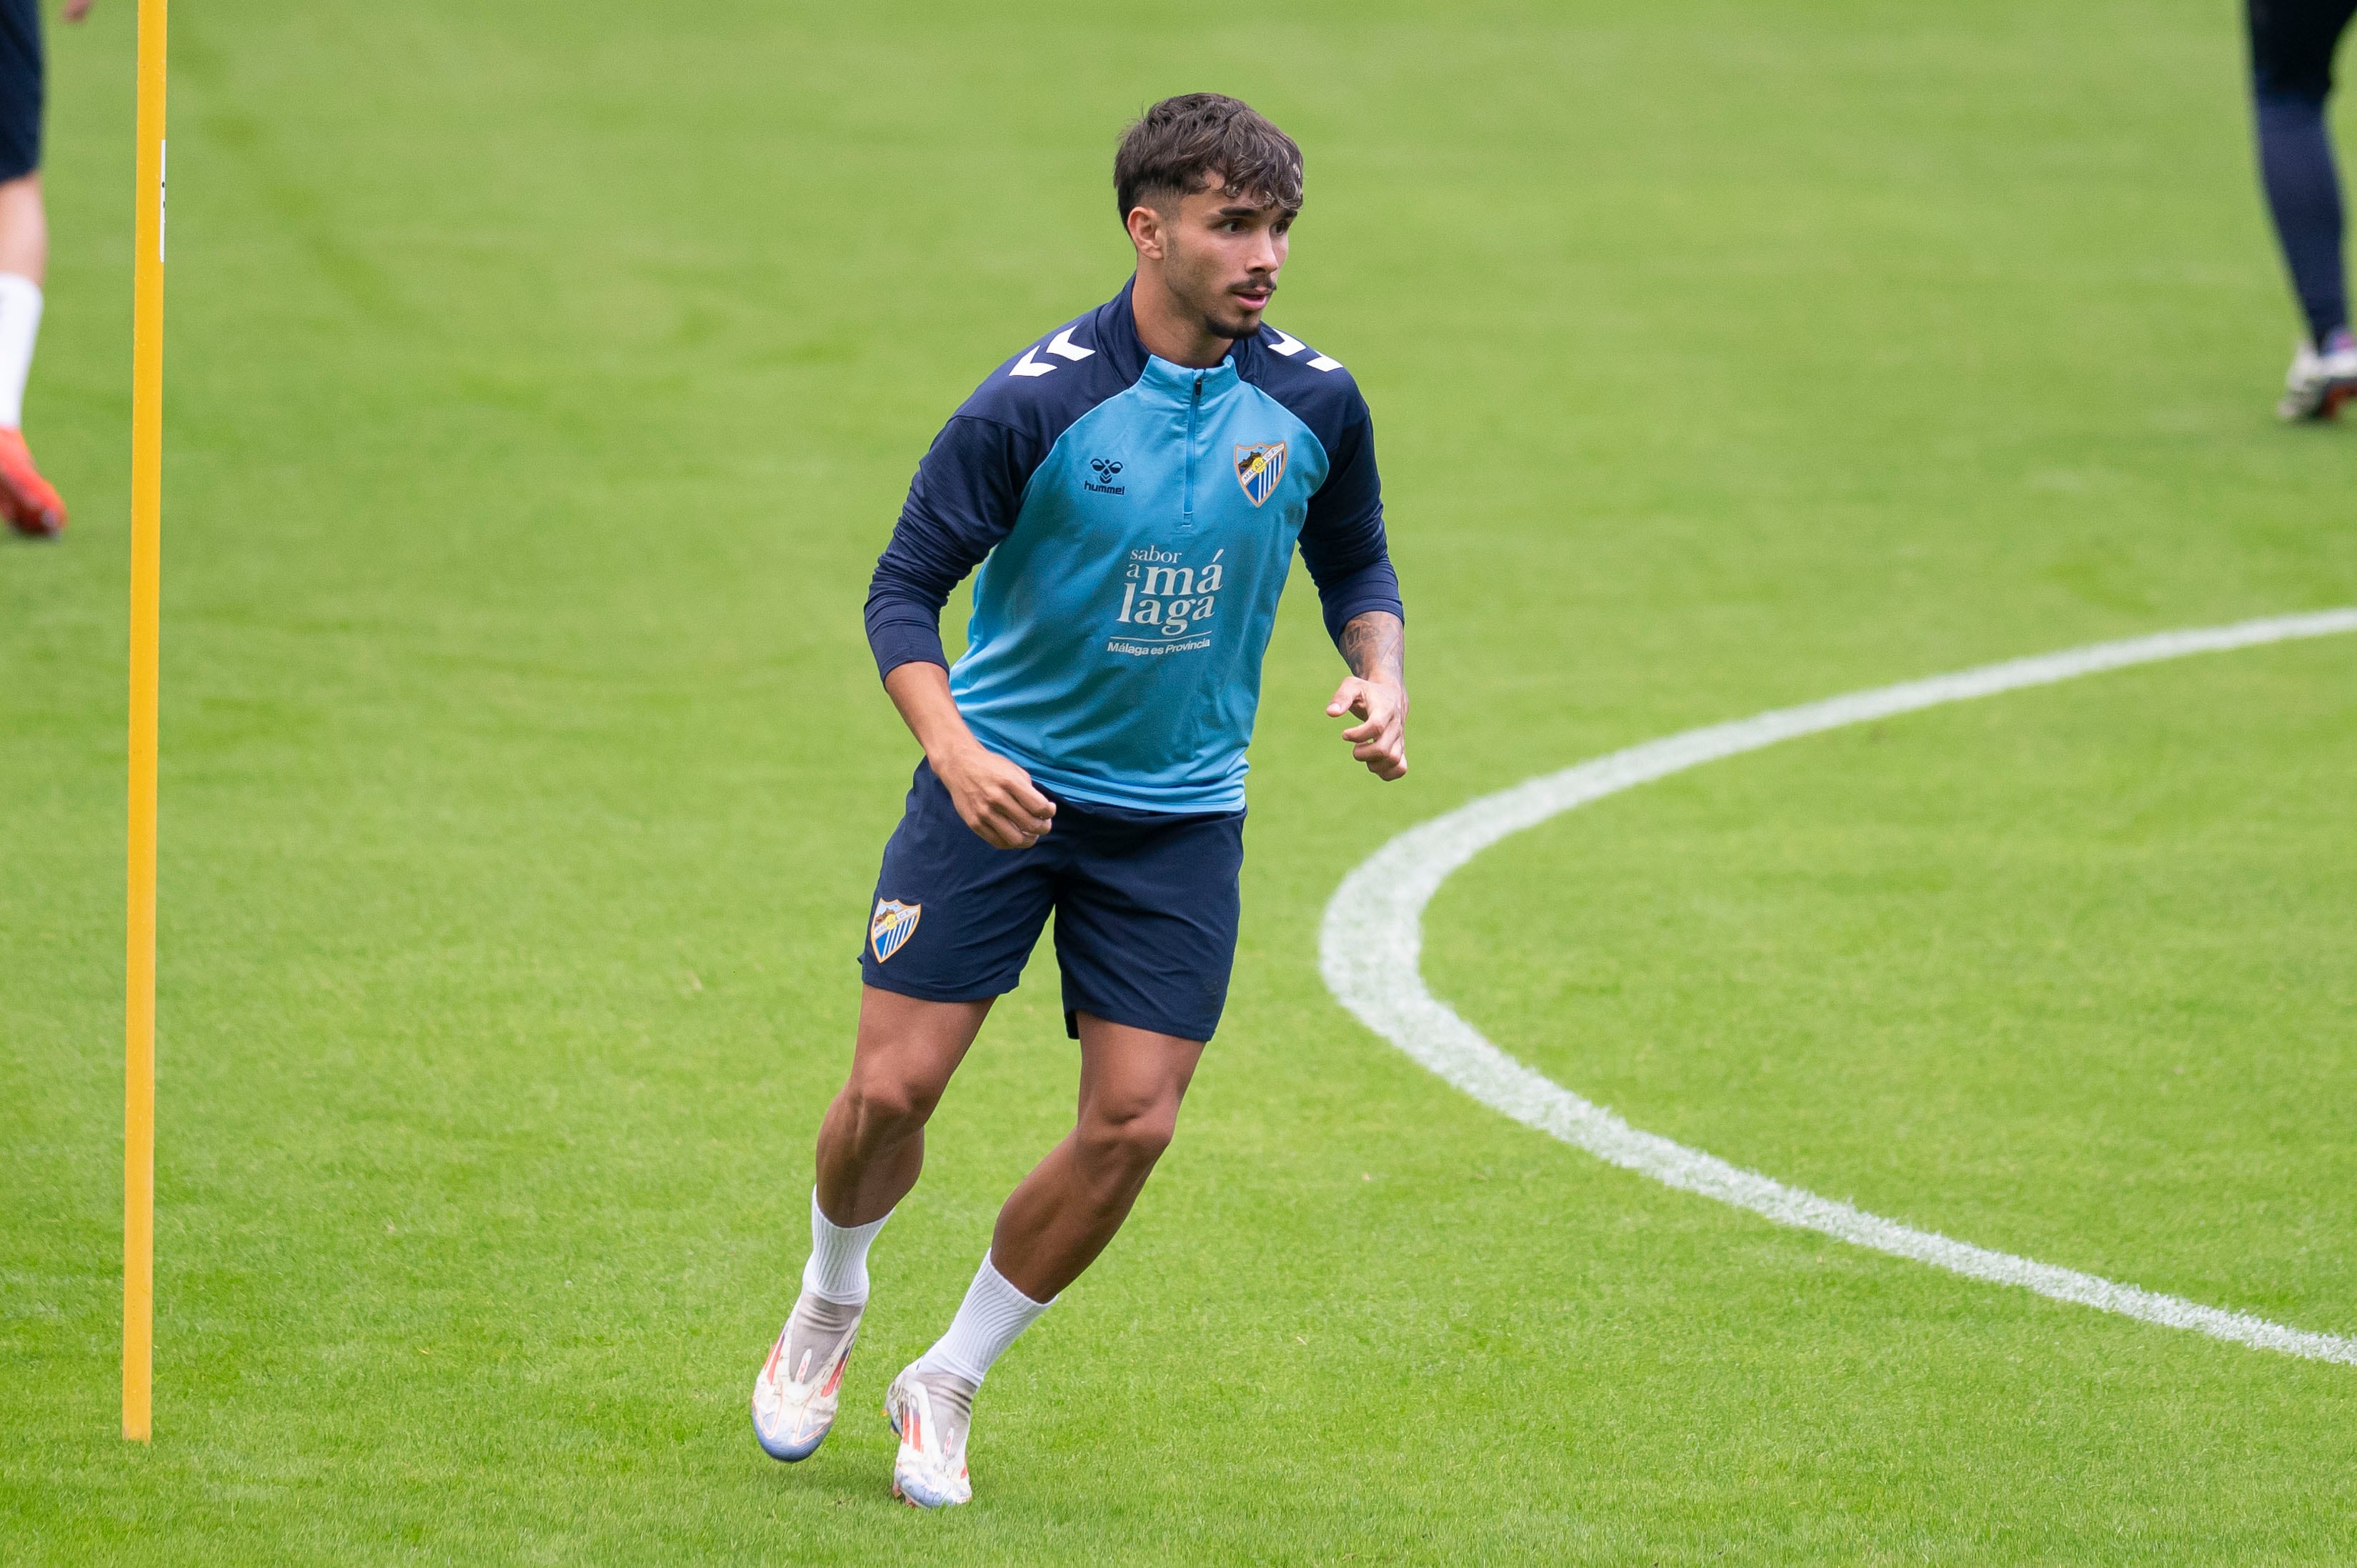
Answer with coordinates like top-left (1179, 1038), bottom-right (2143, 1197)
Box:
top-left (870, 898), bottom-right (922, 963)
top-left (1233, 441), bottom-right (1286, 507)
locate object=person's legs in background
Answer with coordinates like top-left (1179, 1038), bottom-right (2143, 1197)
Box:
top-left (0, 0), bottom-right (64, 534)
top-left (2249, 0), bottom-right (2357, 418)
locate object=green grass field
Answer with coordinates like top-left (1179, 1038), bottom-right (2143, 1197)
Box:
top-left (6, 1), bottom-right (2356, 1561)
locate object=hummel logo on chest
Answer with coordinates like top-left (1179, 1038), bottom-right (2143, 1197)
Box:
top-left (1084, 457), bottom-right (1125, 495)
top-left (1010, 329), bottom-right (1093, 377)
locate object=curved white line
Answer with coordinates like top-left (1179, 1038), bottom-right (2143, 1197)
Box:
top-left (1322, 610), bottom-right (2357, 1364)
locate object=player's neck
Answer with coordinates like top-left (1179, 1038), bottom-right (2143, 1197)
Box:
top-left (1128, 269), bottom-right (1233, 369)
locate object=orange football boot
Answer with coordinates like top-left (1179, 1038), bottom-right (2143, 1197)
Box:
top-left (0, 426), bottom-right (66, 538)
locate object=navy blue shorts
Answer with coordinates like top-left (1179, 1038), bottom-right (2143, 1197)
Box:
top-left (2250, 0), bottom-right (2357, 99)
top-left (859, 761), bottom-right (1245, 1042)
top-left (0, 0), bottom-right (39, 185)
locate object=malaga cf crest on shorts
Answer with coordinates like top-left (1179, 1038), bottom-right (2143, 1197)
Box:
top-left (1234, 441), bottom-right (1286, 507)
top-left (870, 898), bottom-right (922, 964)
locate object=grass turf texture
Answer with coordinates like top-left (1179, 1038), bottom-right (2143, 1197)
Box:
top-left (4, 0), bottom-right (2355, 1559)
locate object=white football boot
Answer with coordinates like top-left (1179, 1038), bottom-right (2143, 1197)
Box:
top-left (2278, 330), bottom-right (2357, 421)
top-left (884, 1365), bottom-right (977, 1508)
top-left (750, 1292), bottom-right (863, 1462)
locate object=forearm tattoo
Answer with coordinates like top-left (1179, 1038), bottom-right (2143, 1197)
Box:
top-left (1340, 611), bottom-right (1406, 684)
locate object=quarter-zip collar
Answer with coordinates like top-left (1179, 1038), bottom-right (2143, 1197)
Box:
top-left (1137, 350), bottom-right (1241, 407)
top-left (1096, 276), bottom-right (1246, 406)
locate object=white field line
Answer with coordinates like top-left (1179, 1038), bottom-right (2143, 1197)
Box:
top-left (1321, 610), bottom-right (2357, 1365)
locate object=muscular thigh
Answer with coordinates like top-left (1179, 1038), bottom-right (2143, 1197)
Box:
top-left (847, 986), bottom-right (991, 1107)
top-left (1072, 1013), bottom-right (1206, 1123)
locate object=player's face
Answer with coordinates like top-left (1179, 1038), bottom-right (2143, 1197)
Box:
top-left (1162, 178), bottom-right (1293, 341)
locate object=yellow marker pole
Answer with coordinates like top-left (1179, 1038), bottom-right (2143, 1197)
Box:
top-left (124, 0), bottom-right (169, 1445)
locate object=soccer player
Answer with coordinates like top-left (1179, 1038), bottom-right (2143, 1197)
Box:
top-left (2248, 0), bottom-right (2357, 419)
top-left (0, 0), bottom-right (92, 537)
top-left (750, 93), bottom-right (1408, 1508)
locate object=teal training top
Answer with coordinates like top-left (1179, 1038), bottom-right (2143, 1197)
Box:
top-left (864, 278), bottom-right (1402, 814)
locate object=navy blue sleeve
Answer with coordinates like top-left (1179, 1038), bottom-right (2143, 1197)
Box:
top-left (864, 415), bottom-right (1040, 679)
top-left (1296, 398), bottom-right (1404, 647)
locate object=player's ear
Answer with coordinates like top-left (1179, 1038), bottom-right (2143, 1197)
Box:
top-left (1125, 203), bottom-right (1166, 262)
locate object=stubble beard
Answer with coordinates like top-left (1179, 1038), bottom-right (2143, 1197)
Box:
top-left (1172, 249), bottom-right (1273, 344)
top-left (1193, 285), bottom-right (1272, 344)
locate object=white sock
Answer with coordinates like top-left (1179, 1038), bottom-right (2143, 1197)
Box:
top-left (802, 1188), bottom-right (890, 1305)
top-left (913, 1252), bottom-right (1052, 1387)
top-left (0, 274), bottom-right (42, 430)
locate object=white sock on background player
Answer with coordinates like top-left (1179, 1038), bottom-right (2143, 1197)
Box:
top-left (0, 272), bottom-right (42, 429)
top-left (914, 1252), bottom-right (1052, 1386)
top-left (803, 1187), bottom-right (890, 1304)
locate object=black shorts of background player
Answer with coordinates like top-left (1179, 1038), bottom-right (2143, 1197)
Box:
top-left (2247, 0), bottom-right (2357, 418)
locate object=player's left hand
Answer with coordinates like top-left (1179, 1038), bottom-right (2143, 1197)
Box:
top-left (62, 0), bottom-right (95, 23)
top-left (1326, 674), bottom-right (1407, 781)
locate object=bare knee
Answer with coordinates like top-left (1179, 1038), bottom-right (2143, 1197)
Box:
top-left (0, 174), bottom-right (45, 284)
top-left (839, 1063), bottom-right (942, 1147)
top-left (1077, 1095), bottom-right (1180, 1179)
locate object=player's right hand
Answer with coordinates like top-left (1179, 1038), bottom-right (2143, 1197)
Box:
top-left (935, 744), bottom-right (1056, 849)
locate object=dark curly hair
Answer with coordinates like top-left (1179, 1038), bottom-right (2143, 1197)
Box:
top-left (1114, 94), bottom-right (1303, 226)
